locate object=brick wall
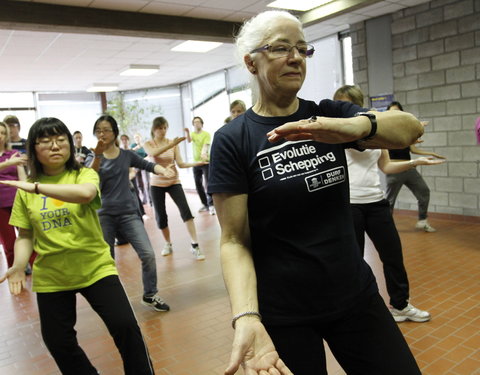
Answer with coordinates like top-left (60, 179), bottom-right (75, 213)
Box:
top-left (351, 0), bottom-right (480, 217)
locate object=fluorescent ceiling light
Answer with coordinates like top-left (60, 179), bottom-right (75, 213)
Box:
top-left (267, 0), bottom-right (333, 11)
top-left (87, 84), bottom-right (118, 92)
top-left (120, 64), bottom-right (159, 76)
top-left (171, 40), bottom-right (223, 53)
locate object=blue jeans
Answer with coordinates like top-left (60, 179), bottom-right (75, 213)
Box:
top-left (99, 213), bottom-right (158, 297)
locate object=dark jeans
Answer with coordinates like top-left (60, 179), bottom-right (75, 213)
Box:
top-left (193, 164), bottom-right (212, 207)
top-left (150, 184), bottom-right (194, 229)
top-left (99, 213), bottom-right (158, 297)
top-left (266, 292), bottom-right (421, 375)
top-left (385, 168), bottom-right (430, 220)
top-left (351, 200), bottom-right (409, 309)
top-left (37, 275), bottom-right (155, 375)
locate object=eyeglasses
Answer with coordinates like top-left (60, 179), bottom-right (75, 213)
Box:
top-left (94, 128), bottom-right (114, 135)
top-left (250, 43), bottom-right (315, 59)
top-left (35, 136), bottom-right (69, 148)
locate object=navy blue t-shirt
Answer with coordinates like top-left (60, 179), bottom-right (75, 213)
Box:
top-left (209, 98), bottom-right (377, 325)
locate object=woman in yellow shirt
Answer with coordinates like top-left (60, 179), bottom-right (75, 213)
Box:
top-left (0, 117), bottom-right (155, 375)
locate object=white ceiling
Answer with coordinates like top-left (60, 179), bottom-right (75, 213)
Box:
top-left (0, 0), bottom-right (431, 93)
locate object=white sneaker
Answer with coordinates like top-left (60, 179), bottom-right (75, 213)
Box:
top-left (415, 219), bottom-right (436, 232)
top-left (390, 303), bottom-right (431, 322)
top-left (190, 245), bottom-right (205, 261)
top-left (209, 206), bottom-right (216, 215)
top-left (161, 242), bottom-right (173, 256)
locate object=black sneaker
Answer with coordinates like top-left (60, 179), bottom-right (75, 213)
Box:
top-left (141, 295), bottom-right (170, 312)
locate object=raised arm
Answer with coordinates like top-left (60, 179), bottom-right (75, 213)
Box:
top-left (144, 137), bottom-right (186, 157)
top-left (378, 149), bottom-right (446, 175)
top-left (214, 192), bottom-right (292, 375)
top-left (184, 128), bottom-right (192, 143)
top-left (174, 145), bottom-right (208, 169)
top-left (0, 228), bottom-right (34, 295)
top-left (267, 110), bottom-right (424, 150)
top-left (88, 140), bottom-right (107, 172)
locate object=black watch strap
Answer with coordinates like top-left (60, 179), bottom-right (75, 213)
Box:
top-left (355, 112), bottom-right (377, 141)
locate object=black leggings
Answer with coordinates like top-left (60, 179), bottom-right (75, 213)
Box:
top-left (351, 199), bottom-right (410, 309)
top-left (37, 275), bottom-right (154, 375)
top-left (150, 184), bottom-right (193, 229)
top-left (266, 293), bottom-right (421, 375)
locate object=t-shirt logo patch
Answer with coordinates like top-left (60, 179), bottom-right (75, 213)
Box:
top-left (305, 166), bottom-right (345, 192)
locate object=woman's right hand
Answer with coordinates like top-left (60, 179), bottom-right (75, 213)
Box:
top-left (94, 140), bottom-right (107, 155)
top-left (0, 266), bottom-right (27, 295)
top-left (225, 320), bottom-right (293, 375)
top-left (172, 136), bottom-right (186, 146)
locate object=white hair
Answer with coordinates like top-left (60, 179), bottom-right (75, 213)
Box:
top-left (235, 10), bottom-right (303, 97)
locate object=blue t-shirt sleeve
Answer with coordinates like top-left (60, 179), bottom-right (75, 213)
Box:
top-left (209, 130), bottom-right (248, 195)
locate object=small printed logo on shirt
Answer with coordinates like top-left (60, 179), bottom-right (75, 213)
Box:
top-left (305, 166), bottom-right (345, 192)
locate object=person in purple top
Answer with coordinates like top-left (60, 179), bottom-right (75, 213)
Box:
top-left (0, 121), bottom-right (28, 268)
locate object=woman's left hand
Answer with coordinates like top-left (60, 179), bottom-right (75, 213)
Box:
top-left (0, 266), bottom-right (27, 295)
top-left (267, 117), bottom-right (365, 144)
top-left (0, 180), bottom-right (35, 193)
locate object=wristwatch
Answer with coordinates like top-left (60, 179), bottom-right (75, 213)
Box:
top-left (355, 112), bottom-right (377, 141)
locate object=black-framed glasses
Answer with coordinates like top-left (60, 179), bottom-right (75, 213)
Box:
top-left (94, 128), bottom-right (114, 135)
top-left (35, 136), bottom-right (69, 148)
top-left (250, 43), bottom-right (315, 59)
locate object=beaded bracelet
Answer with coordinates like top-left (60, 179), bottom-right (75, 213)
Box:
top-left (231, 311), bottom-right (262, 329)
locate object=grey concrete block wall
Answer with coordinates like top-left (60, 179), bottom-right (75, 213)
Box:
top-left (351, 0), bottom-right (480, 217)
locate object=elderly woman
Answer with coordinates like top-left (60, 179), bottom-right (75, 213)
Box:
top-left (209, 10), bottom-right (424, 375)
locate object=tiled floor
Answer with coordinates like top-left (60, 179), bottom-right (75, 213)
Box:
top-left (0, 193), bottom-right (479, 375)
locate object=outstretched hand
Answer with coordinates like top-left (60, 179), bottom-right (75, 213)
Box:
top-left (0, 180), bottom-right (35, 193)
top-left (225, 320), bottom-right (293, 375)
top-left (0, 267), bottom-right (26, 295)
top-left (414, 157), bottom-right (446, 166)
top-left (172, 137), bottom-right (186, 146)
top-left (267, 117), bottom-right (364, 144)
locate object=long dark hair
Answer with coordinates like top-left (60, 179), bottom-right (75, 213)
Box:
top-left (93, 114), bottom-right (119, 138)
top-left (27, 117), bottom-right (80, 181)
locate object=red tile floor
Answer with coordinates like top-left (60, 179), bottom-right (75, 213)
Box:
top-left (0, 193), bottom-right (479, 375)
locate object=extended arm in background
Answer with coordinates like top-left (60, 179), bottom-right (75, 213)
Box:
top-left (377, 150), bottom-right (446, 174)
top-left (409, 144), bottom-right (445, 159)
top-left (175, 145), bottom-right (208, 169)
top-left (143, 137), bottom-right (186, 157)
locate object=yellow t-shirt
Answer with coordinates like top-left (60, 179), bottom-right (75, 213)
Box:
top-left (10, 167), bottom-right (117, 293)
top-left (191, 130), bottom-right (211, 162)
